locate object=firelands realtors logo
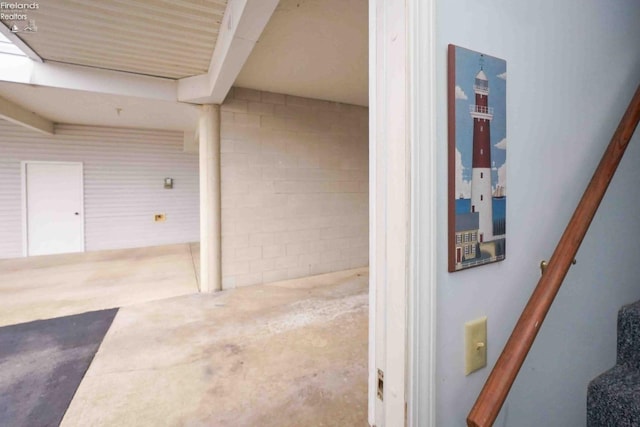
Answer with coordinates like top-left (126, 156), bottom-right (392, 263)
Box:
top-left (1, 2), bottom-right (39, 33)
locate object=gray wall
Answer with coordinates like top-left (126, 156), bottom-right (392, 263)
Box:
top-left (220, 88), bottom-right (369, 288)
top-left (0, 122), bottom-right (199, 258)
top-left (435, 1), bottom-right (640, 425)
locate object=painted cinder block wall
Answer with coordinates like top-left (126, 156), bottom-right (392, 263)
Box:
top-left (434, 0), bottom-right (640, 425)
top-left (0, 122), bottom-right (199, 258)
top-left (219, 87), bottom-right (369, 288)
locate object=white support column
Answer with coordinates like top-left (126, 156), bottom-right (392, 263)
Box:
top-left (199, 104), bottom-right (222, 293)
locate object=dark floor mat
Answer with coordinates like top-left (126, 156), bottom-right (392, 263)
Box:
top-left (0, 309), bottom-right (118, 427)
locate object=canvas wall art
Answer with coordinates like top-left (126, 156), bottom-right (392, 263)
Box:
top-left (448, 45), bottom-right (507, 272)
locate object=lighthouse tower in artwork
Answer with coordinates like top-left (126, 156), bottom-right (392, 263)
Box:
top-left (470, 59), bottom-right (493, 242)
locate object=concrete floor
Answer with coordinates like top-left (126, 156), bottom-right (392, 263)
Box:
top-left (0, 243), bottom-right (199, 327)
top-left (0, 246), bottom-right (368, 426)
top-left (62, 268), bottom-right (369, 426)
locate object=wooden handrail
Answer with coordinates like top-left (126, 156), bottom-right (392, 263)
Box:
top-left (467, 84), bottom-right (640, 427)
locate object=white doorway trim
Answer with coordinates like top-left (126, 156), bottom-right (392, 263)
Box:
top-left (21, 161), bottom-right (86, 257)
top-left (368, 0), bottom-right (437, 425)
top-left (407, 0), bottom-right (437, 425)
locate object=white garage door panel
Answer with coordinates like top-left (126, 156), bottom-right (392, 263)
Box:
top-left (26, 162), bottom-right (84, 256)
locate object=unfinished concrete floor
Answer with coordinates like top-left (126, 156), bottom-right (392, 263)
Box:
top-left (0, 243), bottom-right (199, 327)
top-left (1, 246), bottom-right (368, 425)
top-left (61, 267), bottom-right (369, 426)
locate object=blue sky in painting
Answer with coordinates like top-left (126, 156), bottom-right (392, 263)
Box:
top-left (455, 46), bottom-right (506, 196)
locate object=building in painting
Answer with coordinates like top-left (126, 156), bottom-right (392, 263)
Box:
top-left (454, 212), bottom-right (479, 267)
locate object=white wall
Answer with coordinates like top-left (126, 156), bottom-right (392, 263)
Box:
top-left (220, 87), bottom-right (368, 288)
top-left (435, 1), bottom-right (640, 426)
top-left (0, 122), bottom-right (199, 258)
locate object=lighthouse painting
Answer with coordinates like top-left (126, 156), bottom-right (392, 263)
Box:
top-left (448, 45), bottom-right (506, 272)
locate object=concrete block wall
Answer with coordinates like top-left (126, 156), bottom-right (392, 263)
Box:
top-left (220, 87), bottom-right (368, 288)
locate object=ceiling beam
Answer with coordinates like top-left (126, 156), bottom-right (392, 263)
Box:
top-left (30, 62), bottom-right (178, 101)
top-left (0, 95), bottom-right (54, 135)
top-left (0, 60), bottom-right (178, 102)
top-left (177, 0), bottom-right (279, 104)
top-left (0, 23), bottom-right (43, 62)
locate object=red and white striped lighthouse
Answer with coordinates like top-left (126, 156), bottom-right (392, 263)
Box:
top-left (470, 64), bottom-right (493, 242)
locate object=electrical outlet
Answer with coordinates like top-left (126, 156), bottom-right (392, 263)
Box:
top-left (465, 316), bottom-right (487, 375)
top-left (154, 214), bottom-right (166, 222)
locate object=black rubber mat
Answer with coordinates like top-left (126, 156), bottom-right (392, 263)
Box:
top-left (0, 308), bottom-right (118, 427)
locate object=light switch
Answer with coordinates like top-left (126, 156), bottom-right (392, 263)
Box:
top-left (465, 316), bottom-right (487, 375)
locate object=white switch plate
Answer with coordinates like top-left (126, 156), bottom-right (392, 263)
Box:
top-left (465, 316), bottom-right (487, 375)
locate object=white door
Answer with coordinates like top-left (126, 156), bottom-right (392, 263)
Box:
top-left (24, 162), bottom-right (84, 256)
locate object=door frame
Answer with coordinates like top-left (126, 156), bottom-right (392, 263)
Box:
top-left (407, 0), bottom-right (437, 424)
top-left (21, 160), bottom-right (86, 257)
top-left (368, 0), bottom-right (437, 425)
